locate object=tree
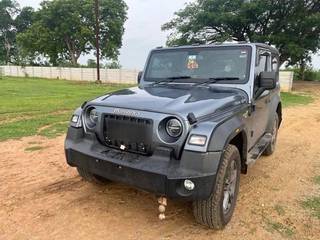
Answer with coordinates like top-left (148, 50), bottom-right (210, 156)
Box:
top-left (17, 0), bottom-right (127, 66)
top-left (87, 59), bottom-right (98, 68)
top-left (105, 60), bottom-right (121, 69)
top-left (15, 6), bottom-right (34, 33)
top-left (13, 6), bottom-right (35, 65)
top-left (0, 0), bottom-right (19, 64)
top-left (86, 59), bottom-right (104, 68)
top-left (162, 0), bottom-right (320, 70)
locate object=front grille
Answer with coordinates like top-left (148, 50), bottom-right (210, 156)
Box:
top-left (103, 114), bottom-right (153, 155)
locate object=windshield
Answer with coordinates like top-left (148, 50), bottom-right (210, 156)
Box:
top-left (145, 46), bottom-right (251, 83)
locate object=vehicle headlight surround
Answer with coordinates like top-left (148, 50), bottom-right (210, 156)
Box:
top-left (166, 118), bottom-right (183, 138)
top-left (158, 117), bottom-right (184, 143)
top-left (84, 107), bottom-right (99, 129)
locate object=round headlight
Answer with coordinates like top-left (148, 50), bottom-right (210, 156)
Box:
top-left (166, 118), bottom-right (183, 138)
top-left (89, 108), bottom-right (98, 123)
top-left (85, 107), bottom-right (98, 128)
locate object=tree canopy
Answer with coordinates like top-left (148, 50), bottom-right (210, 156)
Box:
top-left (16, 0), bottom-right (127, 66)
top-left (162, 0), bottom-right (320, 67)
top-left (0, 0), bottom-right (19, 64)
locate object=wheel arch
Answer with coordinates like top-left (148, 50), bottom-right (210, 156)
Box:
top-left (207, 116), bottom-right (249, 174)
top-left (228, 131), bottom-right (248, 174)
top-left (276, 102), bottom-right (282, 127)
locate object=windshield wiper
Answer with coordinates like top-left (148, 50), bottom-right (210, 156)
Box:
top-left (194, 77), bottom-right (240, 87)
top-left (152, 76), bottom-right (192, 86)
top-left (167, 75), bottom-right (192, 80)
top-left (152, 79), bottom-right (175, 86)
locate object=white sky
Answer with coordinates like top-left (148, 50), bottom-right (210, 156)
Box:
top-left (16, 0), bottom-right (320, 70)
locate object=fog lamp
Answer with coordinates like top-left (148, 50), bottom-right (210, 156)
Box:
top-left (188, 135), bottom-right (207, 146)
top-left (184, 179), bottom-right (195, 191)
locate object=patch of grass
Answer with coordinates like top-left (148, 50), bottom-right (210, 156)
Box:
top-left (274, 204), bottom-right (286, 216)
top-left (0, 77), bottom-right (131, 141)
top-left (0, 112), bottom-right (70, 141)
top-left (38, 122), bottom-right (69, 138)
top-left (281, 92), bottom-right (313, 108)
top-left (301, 197), bottom-right (320, 219)
top-left (314, 176), bottom-right (320, 185)
top-left (25, 145), bottom-right (46, 152)
top-left (264, 218), bottom-right (295, 238)
top-left (28, 141), bottom-right (42, 145)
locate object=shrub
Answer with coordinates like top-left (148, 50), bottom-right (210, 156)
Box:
top-left (292, 68), bottom-right (320, 81)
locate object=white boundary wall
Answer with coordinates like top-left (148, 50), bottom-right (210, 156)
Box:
top-left (1, 65), bottom-right (293, 91)
top-left (279, 71), bottom-right (294, 92)
top-left (1, 65), bottom-right (139, 84)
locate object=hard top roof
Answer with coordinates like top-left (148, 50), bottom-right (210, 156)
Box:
top-left (154, 42), bottom-right (279, 55)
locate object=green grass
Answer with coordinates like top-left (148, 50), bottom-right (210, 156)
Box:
top-left (281, 92), bottom-right (313, 108)
top-left (314, 175), bottom-right (320, 185)
top-left (0, 77), bottom-right (132, 141)
top-left (301, 175), bottom-right (320, 220)
top-left (0, 76), bottom-right (314, 141)
top-left (301, 197), bottom-right (320, 219)
top-left (264, 218), bottom-right (295, 238)
top-left (25, 145), bottom-right (46, 152)
top-left (274, 204), bottom-right (286, 216)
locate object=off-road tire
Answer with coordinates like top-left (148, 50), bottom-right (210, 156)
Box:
top-left (193, 144), bottom-right (241, 229)
top-left (263, 114), bottom-right (279, 156)
top-left (77, 167), bottom-right (110, 185)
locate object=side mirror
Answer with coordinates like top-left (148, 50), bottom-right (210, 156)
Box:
top-left (259, 71), bottom-right (277, 90)
top-left (137, 71), bottom-right (143, 84)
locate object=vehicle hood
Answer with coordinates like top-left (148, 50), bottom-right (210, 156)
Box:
top-left (90, 85), bottom-right (248, 119)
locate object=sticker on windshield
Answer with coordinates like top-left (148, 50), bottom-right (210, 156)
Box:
top-left (187, 55), bottom-right (199, 69)
top-left (240, 50), bottom-right (248, 58)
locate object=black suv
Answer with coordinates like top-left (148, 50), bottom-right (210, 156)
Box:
top-left (65, 43), bottom-right (282, 229)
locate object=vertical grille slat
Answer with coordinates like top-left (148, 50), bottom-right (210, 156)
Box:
top-left (103, 114), bottom-right (153, 155)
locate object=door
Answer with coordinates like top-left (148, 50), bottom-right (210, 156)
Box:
top-left (249, 49), bottom-right (272, 148)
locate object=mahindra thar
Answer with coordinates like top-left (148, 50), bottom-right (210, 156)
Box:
top-left (65, 43), bottom-right (282, 229)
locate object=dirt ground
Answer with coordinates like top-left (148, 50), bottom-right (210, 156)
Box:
top-left (1, 82), bottom-right (320, 240)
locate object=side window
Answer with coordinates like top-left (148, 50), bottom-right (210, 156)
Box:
top-left (254, 50), bottom-right (271, 94)
top-left (258, 54), bottom-right (267, 72)
top-left (257, 50), bottom-right (271, 73)
top-left (271, 55), bottom-right (279, 72)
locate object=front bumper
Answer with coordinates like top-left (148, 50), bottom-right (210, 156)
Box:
top-left (65, 127), bottom-right (222, 200)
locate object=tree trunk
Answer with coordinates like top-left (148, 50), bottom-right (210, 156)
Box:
top-left (299, 62), bottom-right (306, 81)
top-left (4, 34), bottom-right (11, 65)
top-left (64, 36), bottom-right (79, 66)
top-left (70, 53), bottom-right (78, 66)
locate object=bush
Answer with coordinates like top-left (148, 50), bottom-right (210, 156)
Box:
top-left (292, 68), bottom-right (320, 81)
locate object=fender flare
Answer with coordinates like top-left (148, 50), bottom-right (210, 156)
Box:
top-left (207, 115), bottom-right (248, 152)
top-left (266, 95), bottom-right (281, 133)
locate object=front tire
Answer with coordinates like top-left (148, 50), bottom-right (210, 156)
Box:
top-left (193, 144), bottom-right (241, 229)
top-left (77, 167), bottom-right (110, 185)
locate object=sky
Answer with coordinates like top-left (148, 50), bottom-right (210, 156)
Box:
top-left (16, 0), bottom-right (320, 70)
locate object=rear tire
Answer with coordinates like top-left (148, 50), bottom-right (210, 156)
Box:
top-left (193, 144), bottom-right (241, 229)
top-left (263, 114), bottom-right (279, 156)
top-left (77, 167), bottom-right (110, 185)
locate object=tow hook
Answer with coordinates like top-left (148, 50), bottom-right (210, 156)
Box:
top-left (158, 196), bottom-right (167, 220)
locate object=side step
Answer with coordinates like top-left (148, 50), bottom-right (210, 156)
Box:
top-left (247, 133), bottom-right (272, 165)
